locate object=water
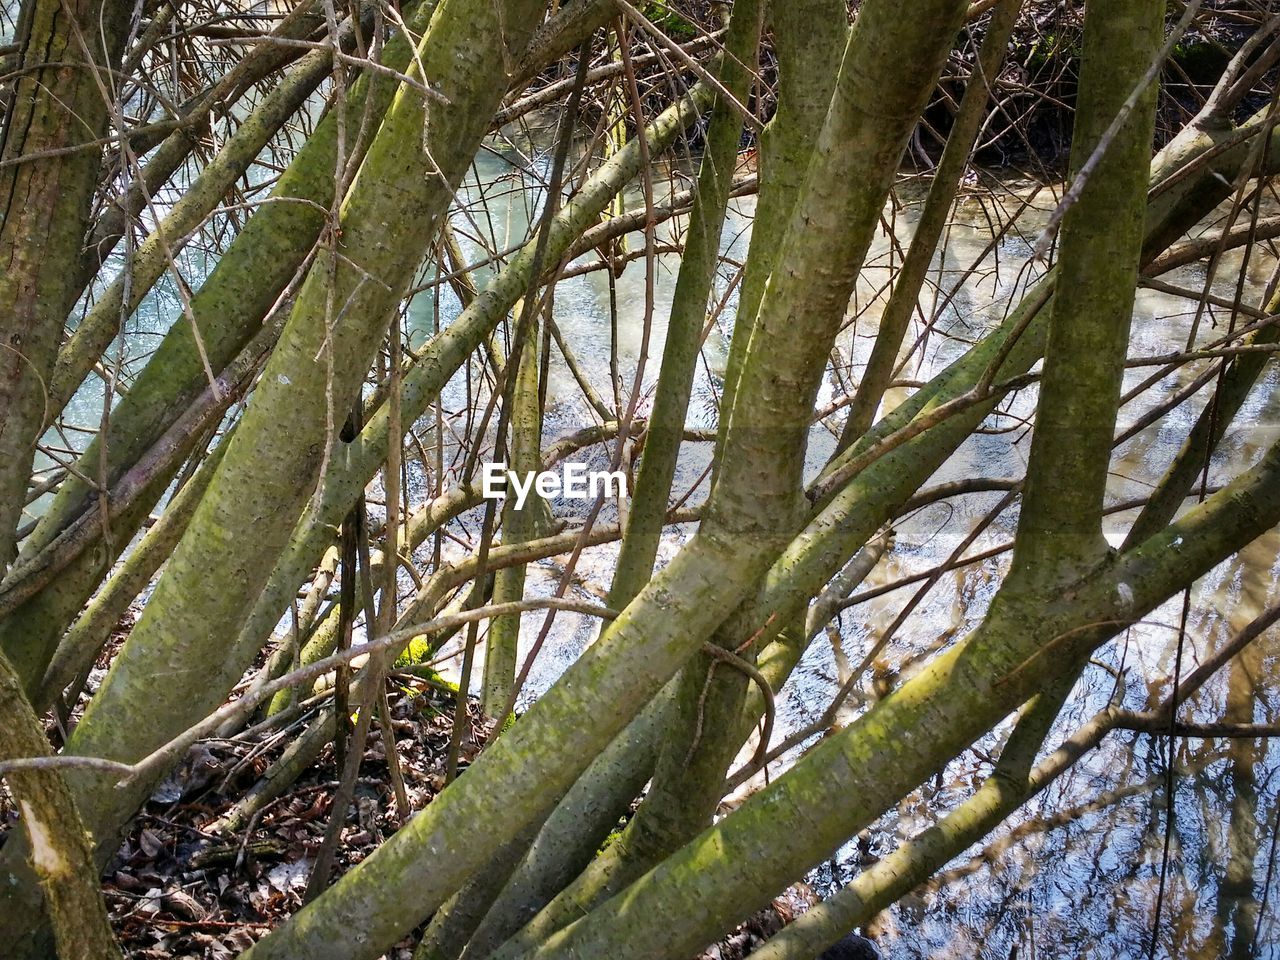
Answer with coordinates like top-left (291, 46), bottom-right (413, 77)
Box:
top-left (459, 157), bottom-right (1280, 958)
top-left (764, 182), bottom-right (1280, 958)
top-left (58, 125), bottom-right (1280, 957)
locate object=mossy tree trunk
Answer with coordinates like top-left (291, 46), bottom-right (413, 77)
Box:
top-left (0, 651), bottom-right (121, 960)
top-left (483, 302), bottom-right (547, 715)
top-left (0, 0), bottom-right (442, 695)
top-left (234, 2), bottom-right (972, 958)
top-left (1006, 0), bottom-right (1163, 590)
top-left (0, 0), bottom-right (550, 948)
top-left (0, 0), bottom-right (129, 571)
top-left (1, 4), bottom-right (1278, 959)
top-left (606, 0), bottom-right (762, 608)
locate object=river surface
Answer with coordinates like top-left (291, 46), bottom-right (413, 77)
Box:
top-left (422, 137), bottom-right (1280, 960)
top-left (53, 125), bottom-right (1280, 959)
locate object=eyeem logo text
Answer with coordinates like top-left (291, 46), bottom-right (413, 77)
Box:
top-left (482, 463), bottom-right (628, 509)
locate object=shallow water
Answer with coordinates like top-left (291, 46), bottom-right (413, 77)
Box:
top-left (51, 127), bottom-right (1280, 958)
top-left (432, 149), bottom-right (1280, 958)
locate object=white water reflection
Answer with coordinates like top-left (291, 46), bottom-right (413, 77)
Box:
top-left (52, 123), bottom-right (1280, 957)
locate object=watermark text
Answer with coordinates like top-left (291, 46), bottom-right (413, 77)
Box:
top-left (482, 463), bottom-right (628, 509)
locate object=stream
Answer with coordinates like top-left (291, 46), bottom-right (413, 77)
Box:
top-left (50, 126), bottom-right (1280, 958)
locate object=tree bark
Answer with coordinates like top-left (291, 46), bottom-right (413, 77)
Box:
top-left (0, 651), bottom-right (121, 960)
top-left (0, 1), bottom-right (549, 950)
top-left (0, 0), bottom-right (128, 571)
top-left (1007, 0), bottom-right (1164, 589)
top-left (236, 2), bottom-right (969, 957)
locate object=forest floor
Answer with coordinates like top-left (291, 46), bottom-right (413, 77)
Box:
top-left (6, 619), bottom-right (816, 959)
top-left (96, 678), bottom-right (484, 960)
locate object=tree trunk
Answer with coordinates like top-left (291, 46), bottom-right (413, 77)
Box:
top-left (0, 0), bottom-right (550, 949)
top-left (0, 0), bottom-right (129, 571)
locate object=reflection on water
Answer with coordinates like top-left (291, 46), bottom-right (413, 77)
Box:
top-left (494, 158), bottom-right (1280, 958)
top-left (787, 182), bottom-right (1280, 959)
top-left (58, 127), bottom-right (1280, 957)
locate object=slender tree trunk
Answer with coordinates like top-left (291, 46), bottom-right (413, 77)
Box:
top-left (484, 303), bottom-right (547, 715)
top-left (0, 0), bottom-right (442, 695)
top-left (978, 0), bottom-right (1165, 789)
top-left (607, 0), bottom-right (762, 606)
top-left (1007, 0), bottom-right (1163, 589)
top-left (237, 3), bottom-right (969, 958)
top-left (713, 0), bottom-right (846, 474)
top-left (838, 0), bottom-right (1021, 445)
top-left (0, 0), bottom-right (129, 571)
top-left (0, 652), bottom-right (121, 960)
top-left (0, 1), bottom-right (549, 951)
